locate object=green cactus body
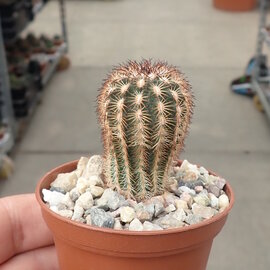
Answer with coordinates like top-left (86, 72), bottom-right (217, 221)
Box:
top-left (98, 60), bottom-right (193, 201)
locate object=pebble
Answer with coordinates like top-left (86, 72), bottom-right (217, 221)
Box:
top-left (89, 208), bottom-right (114, 228)
top-left (129, 218), bottom-right (143, 231)
top-left (76, 157), bottom-right (89, 177)
top-left (89, 185), bottom-right (104, 198)
top-left (61, 192), bottom-right (74, 209)
top-left (120, 206), bottom-right (136, 223)
top-left (193, 193), bottom-right (210, 206)
top-left (192, 203), bottom-right (216, 219)
top-left (194, 185), bottom-right (204, 193)
top-left (85, 214), bottom-right (92, 225)
top-left (113, 219), bottom-right (123, 230)
top-left (70, 188), bottom-right (80, 202)
top-left (185, 214), bottom-right (203, 225)
top-left (155, 214), bottom-right (185, 229)
top-left (209, 193), bottom-right (219, 208)
top-left (50, 172), bottom-right (78, 193)
top-left (208, 184), bottom-right (220, 197)
top-left (42, 189), bottom-right (65, 206)
top-left (151, 197), bottom-right (165, 217)
top-left (178, 186), bottom-right (196, 195)
top-left (215, 178), bottom-right (226, 190)
top-left (180, 192), bottom-right (193, 207)
top-left (76, 192), bottom-right (94, 210)
top-left (97, 189), bottom-right (126, 211)
top-left (83, 155), bottom-right (103, 177)
top-left (44, 156), bottom-right (229, 231)
top-left (218, 194), bottom-right (229, 209)
top-left (57, 209), bottom-right (73, 219)
top-left (72, 205), bottom-right (84, 221)
top-left (171, 209), bottom-right (186, 222)
top-left (143, 221), bottom-right (163, 231)
top-left (175, 199), bottom-right (188, 210)
top-left (88, 175), bottom-right (104, 187)
top-left (165, 204), bottom-right (176, 213)
top-left (76, 177), bottom-right (90, 194)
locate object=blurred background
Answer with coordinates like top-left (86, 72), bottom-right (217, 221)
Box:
top-left (0, 0), bottom-right (269, 269)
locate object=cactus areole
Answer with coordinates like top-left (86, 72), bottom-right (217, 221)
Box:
top-left (98, 60), bottom-right (194, 201)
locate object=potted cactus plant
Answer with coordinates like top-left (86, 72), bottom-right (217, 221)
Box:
top-left (36, 60), bottom-right (234, 270)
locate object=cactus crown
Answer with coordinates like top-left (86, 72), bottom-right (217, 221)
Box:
top-left (97, 60), bottom-right (194, 201)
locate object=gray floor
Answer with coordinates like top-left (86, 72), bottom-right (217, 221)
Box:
top-left (1, 0), bottom-right (270, 269)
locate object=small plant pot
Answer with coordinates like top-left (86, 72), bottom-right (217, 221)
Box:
top-left (213, 0), bottom-right (257, 11)
top-left (36, 160), bottom-right (234, 270)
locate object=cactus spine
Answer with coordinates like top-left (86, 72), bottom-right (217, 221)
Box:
top-left (98, 60), bottom-right (193, 201)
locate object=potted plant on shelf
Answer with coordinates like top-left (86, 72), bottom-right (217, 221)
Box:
top-left (36, 60), bottom-right (234, 270)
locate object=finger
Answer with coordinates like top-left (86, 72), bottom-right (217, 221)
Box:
top-left (0, 245), bottom-right (58, 270)
top-left (0, 194), bottom-right (54, 264)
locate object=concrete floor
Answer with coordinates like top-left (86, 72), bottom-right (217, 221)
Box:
top-left (1, 0), bottom-right (270, 269)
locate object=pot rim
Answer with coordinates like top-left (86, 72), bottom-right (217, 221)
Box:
top-left (36, 159), bottom-right (234, 236)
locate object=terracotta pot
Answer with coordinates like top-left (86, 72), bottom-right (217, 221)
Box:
top-left (36, 160), bottom-right (234, 270)
top-left (213, 0), bottom-right (257, 11)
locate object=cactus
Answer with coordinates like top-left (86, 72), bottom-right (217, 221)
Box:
top-left (97, 60), bottom-right (194, 201)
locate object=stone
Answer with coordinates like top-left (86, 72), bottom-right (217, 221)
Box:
top-left (49, 205), bottom-right (59, 213)
top-left (155, 214), bottom-right (184, 229)
top-left (42, 189), bottom-right (65, 207)
top-left (215, 178), bottom-right (226, 190)
top-left (61, 192), bottom-right (74, 209)
top-left (72, 205), bottom-right (84, 220)
top-left (165, 204), bottom-right (176, 213)
top-left (178, 186), bottom-right (196, 195)
top-left (175, 199), bottom-right (188, 210)
top-left (89, 185), bottom-right (104, 198)
top-left (192, 203), bottom-right (216, 219)
top-left (199, 166), bottom-right (209, 176)
top-left (76, 156), bottom-right (89, 177)
top-left (178, 179), bottom-right (204, 189)
top-left (120, 206), bottom-right (136, 223)
top-left (77, 192), bottom-right (94, 210)
top-left (143, 221), bottom-right (163, 231)
top-left (50, 172), bottom-right (78, 192)
top-left (129, 218), bottom-right (143, 231)
top-left (110, 208), bottom-right (121, 218)
top-left (185, 214), bottom-right (203, 225)
top-left (83, 155), bottom-right (103, 177)
top-left (163, 192), bottom-right (178, 206)
top-left (218, 194), bottom-right (229, 209)
top-left (127, 199), bottom-right (138, 208)
top-left (70, 188), bottom-right (80, 202)
top-left (171, 209), bottom-right (186, 222)
top-left (85, 214), bottom-right (92, 225)
top-left (89, 208), bottom-right (114, 228)
top-left (194, 186), bottom-right (204, 193)
top-left (58, 209), bottom-right (73, 219)
top-left (49, 186), bottom-right (66, 194)
top-left (208, 184), bottom-right (220, 197)
top-left (96, 189), bottom-right (126, 211)
top-left (167, 177), bottom-right (180, 195)
top-left (113, 219), bottom-right (123, 230)
top-left (180, 192), bottom-right (193, 207)
top-left (193, 193), bottom-right (210, 206)
top-left (177, 160), bottom-right (200, 182)
top-left (76, 177), bottom-right (90, 194)
top-left (209, 193), bottom-right (219, 208)
top-left (152, 198), bottom-right (165, 217)
top-left (88, 175), bottom-right (104, 187)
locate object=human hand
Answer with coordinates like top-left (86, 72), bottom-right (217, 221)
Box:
top-left (0, 194), bottom-right (59, 270)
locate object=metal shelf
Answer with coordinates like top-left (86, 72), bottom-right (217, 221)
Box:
top-left (41, 42), bottom-right (67, 86)
top-left (251, 0), bottom-right (270, 123)
top-left (0, 0), bottom-right (68, 159)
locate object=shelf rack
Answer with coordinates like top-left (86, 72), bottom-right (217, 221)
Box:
top-left (252, 0), bottom-right (270, 122)
top-left (0, 0), bottom-right (68, 157)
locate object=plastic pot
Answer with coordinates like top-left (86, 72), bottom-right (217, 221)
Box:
top-left (213, 0), bottom-right (257, 11)
top-left (36, 160), bottom-right (234, 270)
